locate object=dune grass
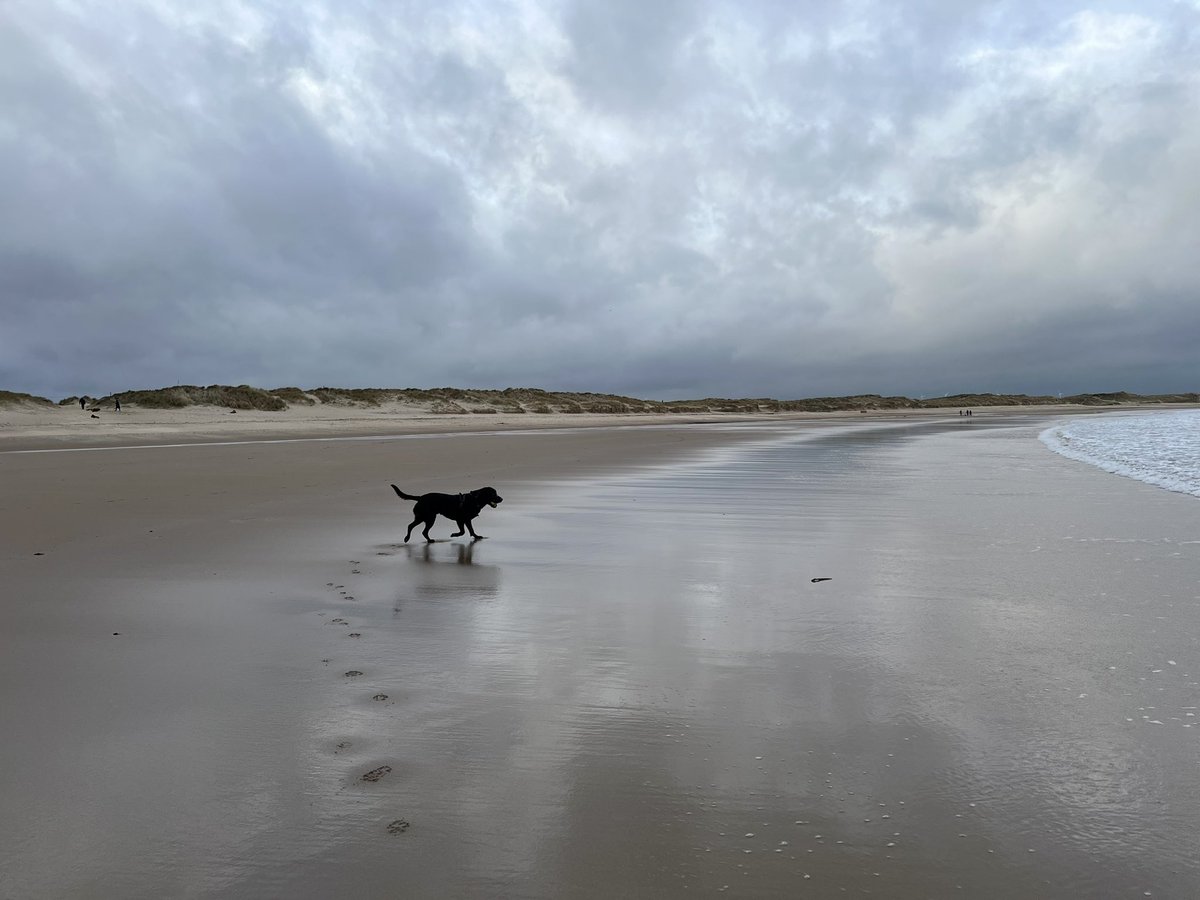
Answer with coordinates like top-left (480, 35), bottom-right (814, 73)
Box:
top-left (7, 384), bottom-right (1197, 415)
top-left (0, 390), bottom-right (54, 407)
top-left (109, 385), bottom-right (287, 410)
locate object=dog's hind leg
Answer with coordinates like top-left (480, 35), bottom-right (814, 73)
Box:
top-left (421, 516), bottom-right (437, 542)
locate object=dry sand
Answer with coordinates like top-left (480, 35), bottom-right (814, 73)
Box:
top-left (0, 399), bottom-right (760, 450)
top-left (0, 396), bottom-right (1150, 453)
top-left (2, 408), bottom-right (1198, 897)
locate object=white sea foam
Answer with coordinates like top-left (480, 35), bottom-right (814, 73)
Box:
top-left (1039, 410), bottom-right (1200, 498)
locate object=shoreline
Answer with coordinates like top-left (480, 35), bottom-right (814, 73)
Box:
top-left (3, 400), bottom-right (1195, 453)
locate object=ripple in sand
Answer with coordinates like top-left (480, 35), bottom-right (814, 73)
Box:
top-left (387, 819), bottom-right (410, 834)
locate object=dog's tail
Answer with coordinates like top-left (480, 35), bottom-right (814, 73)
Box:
top-left (391, 484), bottom-right (420, 501)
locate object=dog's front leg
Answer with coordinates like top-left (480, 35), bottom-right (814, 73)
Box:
top-left (450, 521), bottom-right (466, 537)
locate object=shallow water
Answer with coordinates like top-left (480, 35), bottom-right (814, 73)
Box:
top-left (1041, 409), bottom-right (1200, 498)
top-left (4, 416), bottom-right (1199, 898)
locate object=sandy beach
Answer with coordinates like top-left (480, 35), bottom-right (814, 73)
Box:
top-left (2, 410), bottom-right (1198, 898)
top-left (0, 397), bottom-right (787, 452)
top-left (0, 396), bottom-right (1160, 453)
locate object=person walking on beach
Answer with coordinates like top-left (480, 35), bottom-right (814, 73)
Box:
top-left (79, 396), bottom-right (86, 410)
top-left (115, 396), bottom-right (121, 412)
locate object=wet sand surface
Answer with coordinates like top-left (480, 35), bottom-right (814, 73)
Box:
top-left (2, 417), bottom-right (1198, 898)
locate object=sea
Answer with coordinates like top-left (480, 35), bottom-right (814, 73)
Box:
top-left (1040, 409), bottom-right (1200, 498)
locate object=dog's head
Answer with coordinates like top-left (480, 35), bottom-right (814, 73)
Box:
top-left (474, 487), bottom-right (503, 509)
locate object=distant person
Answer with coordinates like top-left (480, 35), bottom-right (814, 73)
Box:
top-left (79, 397), bottom-right (86, 410)
top-left (115, 397), bottom-right (121, 412)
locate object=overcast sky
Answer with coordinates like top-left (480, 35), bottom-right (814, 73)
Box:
top-left (2, 1), bottom-right (1198, 400)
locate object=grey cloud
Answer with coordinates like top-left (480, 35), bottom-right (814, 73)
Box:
top-left (563, 0), bottom-right (699, 112)
top-left (2, 0), bottom-right (1198, 400)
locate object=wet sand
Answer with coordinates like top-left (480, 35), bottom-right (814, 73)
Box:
top-left (2, 416), bottom-right (1198, 898)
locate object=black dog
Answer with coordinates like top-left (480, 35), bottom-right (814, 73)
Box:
top-left (391, 484), bottom-right (503, 542)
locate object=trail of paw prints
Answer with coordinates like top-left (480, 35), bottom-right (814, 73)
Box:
top-left (322, 557), bottom-right (363, 603)
top-left (317, 557), bottom-right (414, 835)
top-left (326, 581), bottom-right (355, 602)
top-left (317, 559), bottom-right (370, 655)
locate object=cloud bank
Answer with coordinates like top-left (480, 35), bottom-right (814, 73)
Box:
top-left (3, 0), bottom-right (1198, 399)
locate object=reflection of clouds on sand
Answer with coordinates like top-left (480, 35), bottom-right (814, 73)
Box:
top-left (384, 418), bottom-right (1200, 896)
top-left (367, 425), bottom-right (928, 889)
top-left (270, 418), bottom-right (1200, 897)
top-left (863, 427), bottom-right (1200, 867)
